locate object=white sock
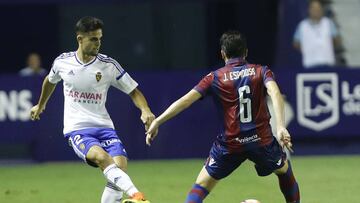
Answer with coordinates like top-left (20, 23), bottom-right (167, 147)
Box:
top-left (103, 164), bottom-right (139, 197)
top-left (101, 182), bottom-right (123, 203)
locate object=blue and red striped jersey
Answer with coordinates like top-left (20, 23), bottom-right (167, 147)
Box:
top-left (194, 57), bottom-right (275, 153)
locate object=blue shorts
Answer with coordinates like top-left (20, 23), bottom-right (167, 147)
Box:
top-left (65, 128), bottom-right (128, 167)
top-left (205, 138), bottom-right (286, 180)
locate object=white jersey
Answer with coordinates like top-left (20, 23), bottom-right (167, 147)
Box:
top-left (48, 52), bottom-right (138, 134)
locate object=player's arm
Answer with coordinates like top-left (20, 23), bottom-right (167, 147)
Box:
top-left (129, 88), bottom-right (155, 130)
top-left (145, 89), bottom-right (202, 146)
top-left (30, 76), bottom-right (57, 120)
top-left (266, 80), bottom-right (293, 152)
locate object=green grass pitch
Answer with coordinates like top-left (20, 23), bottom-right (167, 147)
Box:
top-left (1, 156), bottom-right (360, 203)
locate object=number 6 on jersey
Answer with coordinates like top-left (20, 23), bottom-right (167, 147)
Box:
top-left (238, 85), bottom-right (252, 123)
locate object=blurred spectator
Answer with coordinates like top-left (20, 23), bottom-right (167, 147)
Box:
top-left (320, 0), bottom-right (347, 66)
top-left (293, 0), bottom-right (343, 68)
top-left (19, 52), bottom-right (47, 76)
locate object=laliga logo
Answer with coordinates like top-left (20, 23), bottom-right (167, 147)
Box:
top-left (0, 90), bottom-right (32, 121)
top-left (296, 73), bottom-right (339, 131)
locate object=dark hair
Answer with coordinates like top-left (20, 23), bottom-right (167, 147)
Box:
top-left (220, 30), bottom-right (247, 58)
top-left (75, 16), bottom-right (104, 34)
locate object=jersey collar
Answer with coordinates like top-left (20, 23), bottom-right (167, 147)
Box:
top-left (225, 57), bottom-right (247, 66)
top-left (75, 52), bottom-right (97, 67)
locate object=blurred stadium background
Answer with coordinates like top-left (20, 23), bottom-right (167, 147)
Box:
top-left (1, 0), bottom-right (360, 202)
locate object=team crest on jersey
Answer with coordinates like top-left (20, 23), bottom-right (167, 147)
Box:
top-left (79, 143), bottom-right (85, 151)
top-left (96, 72), bottom-right (102, 82)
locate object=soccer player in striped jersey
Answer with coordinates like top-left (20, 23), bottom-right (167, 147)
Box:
top-left (146, 31), bottom-right (300, 203)
top-left (30, 16), bottom-right (152, 203)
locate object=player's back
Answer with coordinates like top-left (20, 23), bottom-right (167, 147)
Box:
top-left (195, 57), bottom-right (274, 152)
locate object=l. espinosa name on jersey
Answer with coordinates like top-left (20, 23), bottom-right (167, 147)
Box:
top-left (223, 67), bottom-right (255, 82)
top-left (66, 90), bottom-right (103, 104)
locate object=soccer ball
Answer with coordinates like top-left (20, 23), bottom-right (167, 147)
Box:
top-left (241, 199), bottom-right (261, 203)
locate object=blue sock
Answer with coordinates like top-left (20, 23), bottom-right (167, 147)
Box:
top-left (185, 184), bottom-right (209, 203)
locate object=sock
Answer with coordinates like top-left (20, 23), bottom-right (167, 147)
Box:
top-left (185, 184), bottom-right (209, 203)
top-left (103, 164), bottom-right (139, 197)
top-left (277, 161), bottom-right (300, 203)
top-left (101, 182), bottom-right (123, 203)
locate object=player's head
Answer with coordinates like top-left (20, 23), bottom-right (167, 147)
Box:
top-left (75, 16), bottom-right (104, 56)
top-left (220, 30), bottom-right (247, 61)
top-left (308, 0), bottom-right (324, 21)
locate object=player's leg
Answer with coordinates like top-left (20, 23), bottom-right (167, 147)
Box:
top-left (195, 167), bottom-right (218, 191)
top-left (87, 146), bottom-right (141, 198)
top-left (185, 166), bottom-right (218, 203)
top-left (274, 160), bottom-right (300, 203)
top-left (112, 156), bottom-right (148, 203)
top-left (66, 129), bottom-right (142, 200)
top-left (86, 145), bottom-right (114, 169)
top-left (98, 129), bottom-right (147, 202)
top-left (101, 182), bottom-right (123, 203)
top-left (248, 139), bottom-right (300, 203)
top-left (101, 156), bottom-right (127, 203)
top-left (185, 143), bottom-right (246, 203)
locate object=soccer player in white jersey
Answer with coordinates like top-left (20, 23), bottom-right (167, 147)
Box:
top-left (30, 16), bottom-right (153, 203)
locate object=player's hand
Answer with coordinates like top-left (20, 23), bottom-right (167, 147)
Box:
top-left (145, 119), bottom-right (159, 146)
top-left (277, 127), bottom-right (294, 153)
top-left (30, 104), bottom-right (45, 121)
top-left (140, 108), bottom-right (155, 131)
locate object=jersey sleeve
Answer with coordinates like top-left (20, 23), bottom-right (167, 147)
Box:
top-left (48, 60), bottom-right (62, 84)
top-left (110, 60), bottom-right (138, 94)
top-left (193, 72), bottom-right (214, 97)
top-left (262, 66), bottom-right (275, 84)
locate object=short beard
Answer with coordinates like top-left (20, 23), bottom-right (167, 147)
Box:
top-left (85, 50), bottom-right (98, 56)
top-left (89, 52), bottom-right (98, 56)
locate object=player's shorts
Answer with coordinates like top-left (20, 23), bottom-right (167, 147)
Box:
top-left (65, 128), bottom-right (128, 167)
top-left (205, 138), bottom-right (286, 180)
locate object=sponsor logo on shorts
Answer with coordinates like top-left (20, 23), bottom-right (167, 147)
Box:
top-left (101, 138), bottom-right (121, 147)
top-left (208, 157), bottom-right (216, 166)
top-left (234, 134), bottom-right (260, 144)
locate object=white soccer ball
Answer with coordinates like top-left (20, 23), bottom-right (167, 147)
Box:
top-left (241, 199), bottom-right (261, 203)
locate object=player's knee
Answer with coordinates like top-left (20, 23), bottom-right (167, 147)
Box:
top-left (87, 151), bottom-right (112, 166)
top-left (96, 152), bottom-right (112, 164)
top-left (195, 170), bottom-right (218, 192)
